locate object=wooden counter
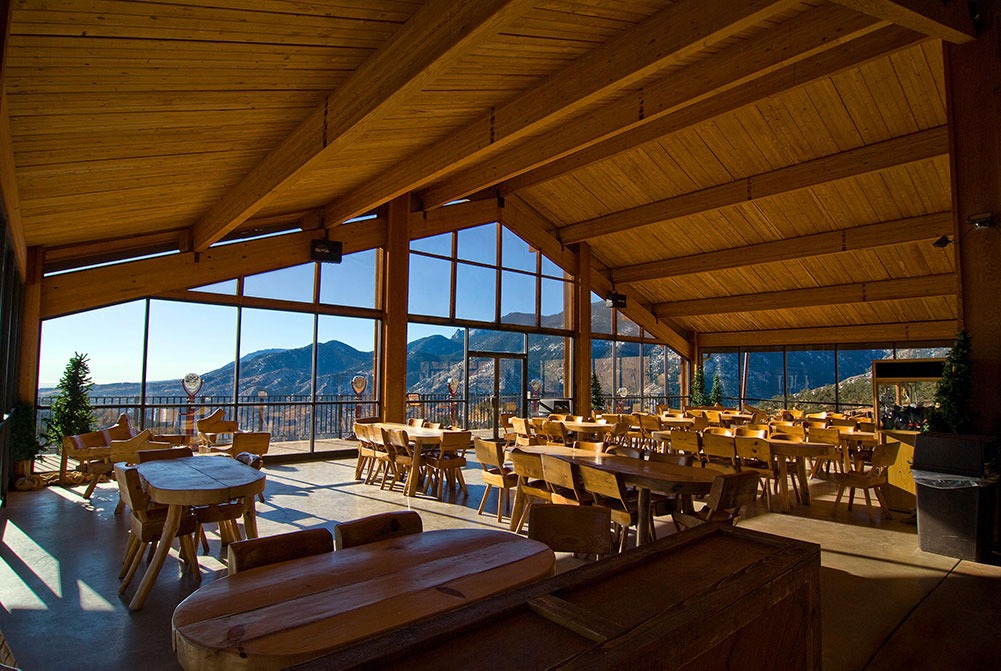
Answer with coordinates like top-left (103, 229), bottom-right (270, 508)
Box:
top-left (291, 524), bottom-right (821, 671)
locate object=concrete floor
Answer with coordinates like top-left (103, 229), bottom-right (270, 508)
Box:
top-left (1, 456), bottom-right (1000, 670)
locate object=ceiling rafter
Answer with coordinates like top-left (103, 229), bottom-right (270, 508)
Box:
top-left (0, 0), bottom-right (25, 277)
top-left (190, 0), bottom-right (537, 252)
top-left (418, 4), bottom-right (890, 209)
top-left (699, 320), bottom-right (960, 348)
top-left (653, 274), bottom-right (956, 317)
top-left (321, 0), bottom-right (804, 228)
top-left (611, 212), bottom-right (952, 285)
top-left (829, 0), bottom-right (978, 43)
top-left (499, 25), bottom-right (925, 195)
top-left (559, 125), bottom-right (948, 245)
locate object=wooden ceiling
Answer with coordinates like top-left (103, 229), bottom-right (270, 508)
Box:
top-left (1, 0), bottom-right (977, 355)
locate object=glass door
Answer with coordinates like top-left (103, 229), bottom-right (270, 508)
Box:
top-left (468, 354), bottom-right (526, 439)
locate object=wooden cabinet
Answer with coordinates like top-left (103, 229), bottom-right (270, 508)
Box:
top-left (292, 524), bottom-right (821, 671)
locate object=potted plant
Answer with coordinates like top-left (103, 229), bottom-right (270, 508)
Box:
top-left (9, 400), bottom-right (44, 481)
top-left (590, 372), bottom-right (606, 413)
top-left (689, 363), bottom-right (708, 407)
top-left (44, 351), bottom-right (96, 449)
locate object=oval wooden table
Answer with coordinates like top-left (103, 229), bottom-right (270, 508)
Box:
top-left (129, 456), bottom-right (265, 611)
top-left (172, 529), bottom-right (555, 671)
top-left (767, 439), bottom-right (837, 512)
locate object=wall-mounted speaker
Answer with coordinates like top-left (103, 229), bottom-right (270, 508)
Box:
top-left (310, 239), bottom-right (343, 263)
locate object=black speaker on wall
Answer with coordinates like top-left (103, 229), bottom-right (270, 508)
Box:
top-left (310, 239), bottom-right (343, 263)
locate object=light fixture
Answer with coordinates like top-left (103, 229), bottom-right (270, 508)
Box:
top-left (932, 235), bottom-right (952, 248)
top-left (967, 212), bottom-right (993, 228)
top-left (605, 291), bottom-right (627, 308)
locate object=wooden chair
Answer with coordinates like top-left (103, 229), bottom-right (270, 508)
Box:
top-left (499, 413), bottom-right (516, 445)
top-left (571, 440), bottom-right (605, 453)
top-left (605, 444), bottom-right (644, 459)
top-left (383, 428), bottom-right (419, 495)
top-left (423, 431), bottom-right (470, 500)
top-left (671, 472), bottom-right (760, 532)
top-left (770, 422), bottom-right (805, 440)
top-left (540, 420), bottom-right (568, 444)
top-left (407, 418), bottom-right (427, 428)
top-left (227, 528), bottom-right (333, 575)
top-left (734, 426), bottom-right (767, 438)
top-left (807, 426), bottom-right (845, 478)
top-left (114, 463), bottom-right (199, 594)
top-left (540, 454), bottom-right (592, 506)
top-left (577, 463), bottom-right (646, 552)
top-left (137, 446), bottom-right (193, 462)
top-left (353, 422), bottom-right (377, 482)
top-left (605, 420), bottom-right (633, 447)
top-left (508, 448), bottom-right (554, 534)
top-left (334, 511), bottom-right (423, 550)
top-left (528, 504), bottom-right (612, 559)
top-left (109, 430), bottom-right (174, 513)
top-left (733, 436), bottom-right (777, 510)
top-left (59, 413), bottom-right (137, 497)
top-left (634, 413), bottom-right (663, 449)
top-left (510, 417), bottom-right (537, 446)
top-left (207, 430), bottom-right (270, 459)
top-left (833, 441), bottom-right (901, 522)
top-left (367, 425), bottom-right (393, 487)
top-left (473, 437), bottom-right (518, 522)
top-left (196, 408), bottom-right (240, 447)
top-left (701, 432), bottom-right (739, 474)
top-left (668, 429), bottom-right (701, 458)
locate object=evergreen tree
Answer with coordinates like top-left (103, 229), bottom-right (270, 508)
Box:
top-left (709, 371), bottom-right (724, 406)
top-left (932, 330), bottom-right (973, 433)
top-left (690, 363), bottom-right (708, 406)
top-left (45, 352), bottom-right (96, 446)
top-left (590, 372), bottom-right (606, 412)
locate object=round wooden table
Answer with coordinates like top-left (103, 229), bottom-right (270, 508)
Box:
top-left (172, 529), bottom-right (555, 670)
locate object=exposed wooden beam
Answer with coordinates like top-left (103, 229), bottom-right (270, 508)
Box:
top-left (0, 0), bottom-right (25, 278)
top-left (699, 320), bottom-right (959, 348)
top-left (653, 274), bottom-right (957, 317)
top-left (43, 229), bottom-right (190, 273)
top-left (502, 25), bottom-right (925, 195)
top-left (561, 126), bottom-right (948, 245)
top-left (612, 212), bottom-right (951, 285)
top-left (573, 243), bottom-right (592, 418)
top-left (41, 219), bottom-right (386, 320)
top-left (500, 195), bottom-right (692, 359)
top-left (830, 0), bottom-right (977, 43)
top-left (322, 0), bottom-right (803, 227)
top-left (409, 198), bottom-right (502, 241)
top-left (191, 0), bottom-right (535, 251)
top-left (419, 4), bottom-right (888, 208)
top-left (381, 195), bottom-right (410, 423)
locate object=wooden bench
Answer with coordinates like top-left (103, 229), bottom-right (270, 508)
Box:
top-left (196, 408), bottom-right (240, 448)
top-left (60, 413), bottom-right (137, 498)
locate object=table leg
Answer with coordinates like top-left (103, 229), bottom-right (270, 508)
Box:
top-left (242, 498), bottom-right (259, 539)
top-left (636, 488), bottom-right (650, 547)
top-left (776, 458), bottom-right (791, 512)
top-left (129, 503), bottom-right (182, 611)
top-left (509, 483), bottom-right (525, 532)
top-left (796, 457), bottom-right (811, 505)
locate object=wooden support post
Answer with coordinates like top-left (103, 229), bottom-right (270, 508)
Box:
top-left (573, 243), bottom-right (592, 418)
top-left (380, 195), bottom-right (410, 423)
top-left (946, 9), bottom-right (1001, 434)
top-left (17, 246), bottom-right (42, 402)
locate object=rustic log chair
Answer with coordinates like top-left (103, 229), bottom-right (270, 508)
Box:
top-left (833, 441), bottom-right (901, 522)
top-left (114, 463), bottom-right (199, 594)
top-left (577, 463), bottom-right (646, 552)
top-left (528, 503), bottom-right (613, 560)
top-left (508, 448), bottom-right (554, 534)
top-left (353, 422), bottom-right (377, 482)
top-left (540, 454), bottom-right (593, 506)
top-left (540, 420), bottom-right (568, 444)
top-left (700, 432), bottom-right (739, 474)
top-left (671, 472), bottom-right (760, 532)
top-left (473, 437), bottom-right (518, 522)
top-left (60, 412), bottom-right (137, 497)
top-left (668, 429), bottom-right (701, 460)
top-left (422, 430), bottom-right (470, 500)
top-left (195, 408), bottom-right (240, 448)
top-left (334, 511), bottom-right (423, 550)
top-left (383, 428), bottom-right (419, 495)
top-left (227, 528), bottom-right (334, 575)
top-left (109, 430), bottom-right (174, 514)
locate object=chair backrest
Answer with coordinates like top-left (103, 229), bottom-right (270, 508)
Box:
top-left (540, 455), bottom-right (586, 501)
top-left (829, 417), bottom-right (857, 428)
top-left (334, 511), bottom-right (423, 550)
top-left (528, 504), bottom-right (613, 556)
top-left (705, 472), bottom-right (760, 521)
top-left (771, 422), bottom-right (805, 439)
top-left (227, 528), bottom-right (333, 575)
top-left (547, 414), bottom-right (567, 422)
top-left (691, 416), bottom-right (710, 432)
top-left (637, 413), bottom-right (662, 433)
top-left (869, 441), bottom-right (901, 471)
top-left (197, 408), bottom-right (239, 434)
top-left (649, 452), bottom-right (692, 466)
top-left (509, 448), bottom-right (546, 481)
top-left (108, 429), bottom-right (173, 464)
top-left (353, 422), bottom-right (371, 444)
top-left (609, 420), bottom-right (632, 439)
top-left (438, 430), bottom-right (472, 455)
top-left (541, 420), bottom-right (567, 443)
top-left (808, 426), bottom-right (842, 446)
top-left (499, 413), bottom-right (515, 429)
top-left (701, 432), bottom-right (736, 460)
top-left (232, 432), bottom-right (271, 457)
top-left (407, 418), bottom-right (426, 428)
top-left (386, 428), bottom-right (413, 457)
top-left (474, 437), bottom-right (506, 471)
top-left (606, 445), bottom-right (644, 459)
top-left (734, 427), bottom-right (767, 438)
top-left (787, 408), bottom-right (804, 419)
top-left (734, 436), bottom-right (772, 464)
top-left (511, 417), bottom-right (532, 437)
top-left (137, 447), bottom-right (193, 462)
top-left (531, 417), bottom-right (546, 434)
top-left (572, 440), bottom-right (604, 453)
top-left (669, 430), bottom-right (701, 454)
top-left (704, 410), bottom-right (722, 425)
top-left (577, 463), bottom-right (629, 509)
top-left (769, 432), bottom-right (804, 443)
top-left (703, 426), bottom-right (732, 436)
top-left (113, 463), bottom-right (152, 519)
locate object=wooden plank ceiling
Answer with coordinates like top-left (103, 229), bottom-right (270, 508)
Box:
top-left (2, 0), bottom-right (975, 351)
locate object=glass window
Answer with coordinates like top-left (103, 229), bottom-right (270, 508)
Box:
top-left (319, 249), bottom-right (376, 308)
top-left (500, 270), bottom-right (536, 325)
top-left (840, 347), bottom-right (890, 413)
top-left (501, 227), bottom-right (536, 272)
top-left (643, 343), bottom-right (665, 406)
top-left (591, 339), bottom-right (614, 413)
top-left (410, 232), bottom-right (452, 256)
top-left (616, 341), bottom-right (643, 411)
top-left (786, 348), bottom-right (836, 412)
top-left (315, 315), bottom-right (379, 443)
top-left (591, 293), bottom-right (611, 334)
top-left (896, 346), bottom-right (950, 359)
top-left (617, 311), bottom-right (640, 337)
top-left (191, 279), bottom-right (237, 295)
top-left (243, 263), bottom-right (315, 303)
top-left (469, 328), bottom-right (523, 354)
top-left (406, 324), bottom-right (464, 424)
top-left (665, 348), bottom-right (683, 403)
top-left (541, 278), bottom-right (568, 328)
top-left (237, 308), bottom-right (314, 400)
top-left (457, 223), bottom-right (497, 265)
top-left (744, 350), bottom-right (785, 410)
top-left (408, 254), bottom-right (452, 318)
top-left (541, 254), bottom-right (563, 278)
top-left (455, 262), bottom-right (496, 322)
top-left (703, 352), bottom-right (740, 406)
top-left (528, 334), bottom-right (566, 401)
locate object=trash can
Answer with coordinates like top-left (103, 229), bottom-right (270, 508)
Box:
top-left (912, 433), bottom-right (999, 563)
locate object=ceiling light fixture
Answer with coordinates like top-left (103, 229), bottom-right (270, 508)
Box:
top-left (967, 212), bottom-right (993, 228)
top-left (932, 235), bottom-right (952, 248)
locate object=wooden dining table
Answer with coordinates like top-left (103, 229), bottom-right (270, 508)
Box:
top-left (511, 444), bottom-right (716, 547)
top-left (129, 456), bottom-right (265, 611)
top-left (172, 529), bottom-right (555, 671)
top-left (373, 423), bottom-right (469, 496)
top-left (561, 419), bottom-right (615, 439)
top-left (767, 438), bottom-right (837, 512)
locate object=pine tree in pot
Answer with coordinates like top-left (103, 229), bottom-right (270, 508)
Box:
top-left (590, 372), bottom-right (606, 414)
top-left (44, 352), bottom-right (96, 449)
top-left (9, 400), bottom-right (44, 482)
top-left (930, 329), bottom-right (973, 433)
top-left (689, 363), bottom-right (708, 407)
top-left (709, 371), bottom-right (724, 407)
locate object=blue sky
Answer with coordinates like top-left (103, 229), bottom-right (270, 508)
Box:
top-left (38, 223), bottom-right (567, 388)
